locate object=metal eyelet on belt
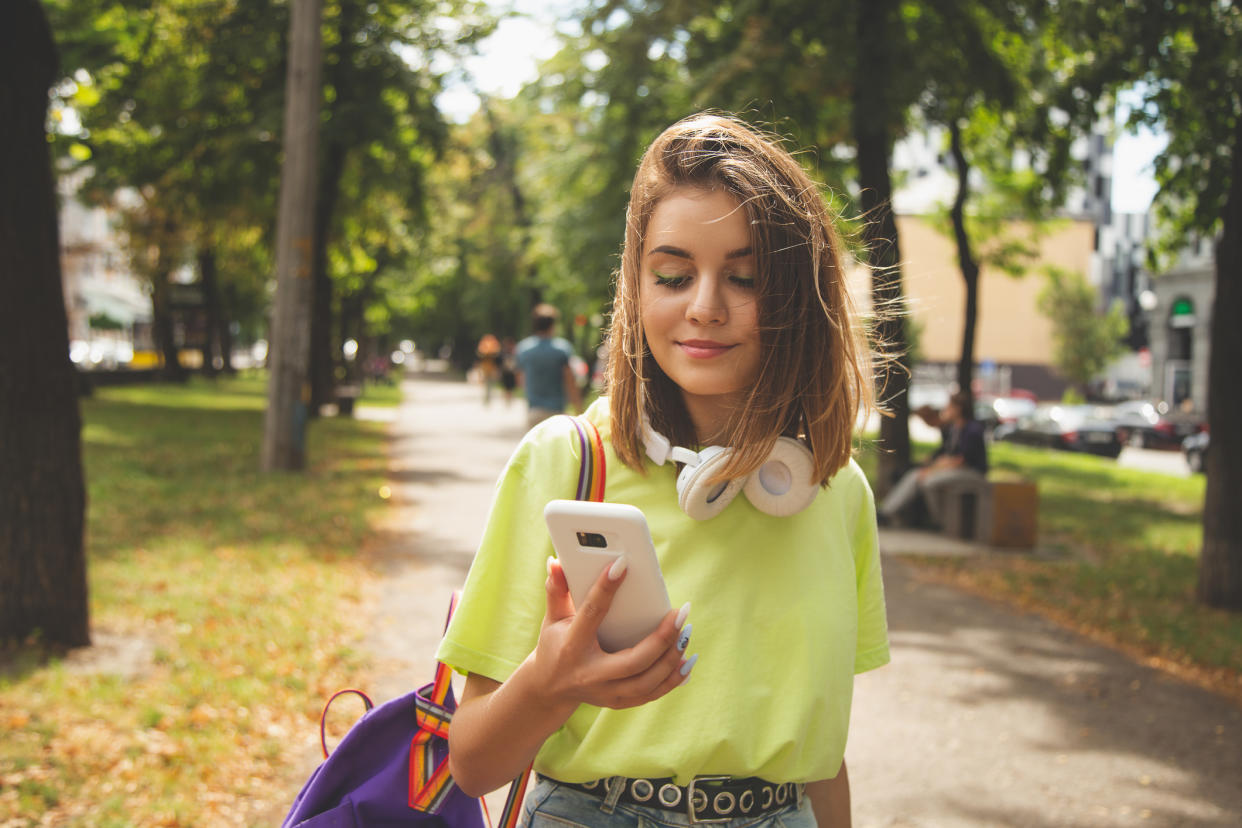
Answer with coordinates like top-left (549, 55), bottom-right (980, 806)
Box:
top-left (658, 783), bottom-right (683, 808)
top-left (630, 778), bottom-right (654, 802)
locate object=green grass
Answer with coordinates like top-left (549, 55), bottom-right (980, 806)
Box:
top-left (357, 380), bottom-right (403, 407)
top-left (857, 438), bottom-right (1242, 701)
top-left (1, 376), bottom-right (391, 826)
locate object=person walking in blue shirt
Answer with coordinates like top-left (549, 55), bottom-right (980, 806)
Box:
top-left (515, 303), bottom-right (583, 427)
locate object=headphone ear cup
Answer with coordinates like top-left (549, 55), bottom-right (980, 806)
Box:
top-left (676, 446), bottom-right (745, 521)
top-left (743, 437), bottom-right (819, 517)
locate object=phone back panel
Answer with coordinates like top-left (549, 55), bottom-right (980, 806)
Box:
top-left (544, 500), bottom-right (671, 652)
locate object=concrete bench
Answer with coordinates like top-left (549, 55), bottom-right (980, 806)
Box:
top-left (934, 477), bottom-right (1039, 549)
top-left (335, 385), bottom-right (362, 416)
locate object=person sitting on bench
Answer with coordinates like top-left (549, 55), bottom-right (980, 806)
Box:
top-left (878, 391), bottom-right (988, 528)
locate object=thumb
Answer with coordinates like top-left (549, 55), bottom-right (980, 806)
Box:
top-left (544, 557), bottom-right (575, 623)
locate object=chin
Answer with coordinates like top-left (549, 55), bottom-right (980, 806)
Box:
top-left (667, 372), bottom-right (752, 400)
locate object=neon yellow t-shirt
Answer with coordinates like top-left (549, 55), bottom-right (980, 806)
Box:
top-left (436, 398), bottom-right (889, 785)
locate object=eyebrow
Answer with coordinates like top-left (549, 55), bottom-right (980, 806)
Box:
top-left (648, 245), bottom-right (754, 260)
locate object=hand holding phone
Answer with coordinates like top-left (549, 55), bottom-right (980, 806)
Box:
top-left (544, 500), bottom-right (672, 652)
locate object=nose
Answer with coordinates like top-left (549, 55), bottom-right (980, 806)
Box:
top-left (686, 274), bottom-right (727, 326)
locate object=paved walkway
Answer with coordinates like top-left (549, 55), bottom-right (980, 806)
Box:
top-left (359, 372), bottom-right (1241, 828)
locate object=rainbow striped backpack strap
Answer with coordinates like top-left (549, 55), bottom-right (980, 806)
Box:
top-left (408, 593), bottom-right (468, 813)
top-left (564, 414), bottom-right (606, 503)
top-left (408, 593), bottom-right (532, 828)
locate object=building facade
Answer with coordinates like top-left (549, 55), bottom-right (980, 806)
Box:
top-left (1144, 241), bottom-right (1215, 414)
top-left (58, 172), bottom-right (153, 369)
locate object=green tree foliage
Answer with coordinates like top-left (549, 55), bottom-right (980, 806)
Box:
top-left (45, 0), bottom-right (287, 377)
top-left (398, 96), bottom-right (546, 367)
top-left (1037, 267), bottom-right (1128, 398)
top-left (43, 0), bottom-right (490, 389)
top-left (307, 0), bottom-right (492, 407)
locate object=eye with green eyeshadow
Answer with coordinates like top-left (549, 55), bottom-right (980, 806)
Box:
top-left (653, 271), bottom-right (691, 289)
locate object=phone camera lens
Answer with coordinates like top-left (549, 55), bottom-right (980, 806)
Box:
top-left (576, 531), bottom-right (608, 548)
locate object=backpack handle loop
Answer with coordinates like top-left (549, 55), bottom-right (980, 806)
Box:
top-left (319, 688), bottom-right (374, 759)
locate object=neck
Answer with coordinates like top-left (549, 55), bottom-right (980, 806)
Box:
top-left (680, 391), bottom-right (743, 446)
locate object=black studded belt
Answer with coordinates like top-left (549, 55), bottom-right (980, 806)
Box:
top-left (550, 774), bottom-right (804, 823)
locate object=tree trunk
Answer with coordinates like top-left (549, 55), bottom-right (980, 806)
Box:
top-left (0, 0), bottom-right (89, 647)
top-left (197, 246), bottom-right (222, 377)
top-left (219, 280), bottom-right (237, 374)
top-left (308, 0), bottom-right (362, 414)
top-left (150, 249), bottom-right (186, 383)
top-left (308, 141), bottom-right (346, 414)
top-left (262, 0), bottom-right (323, 471)
top-left (949, 119), bottom-right (980, 413)
top-left (853, 0), bottom-right (911, 494)
top-left (218, 305), bottom-right (235, 374)
top-left (1197, 109), bottom-right (1242, 610)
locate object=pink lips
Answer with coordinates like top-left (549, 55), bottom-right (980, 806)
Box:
top-left (677, 339), bottom-right (734, 359)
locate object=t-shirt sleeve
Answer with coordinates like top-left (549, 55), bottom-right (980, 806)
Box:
top-left (849, 465), bottom-right (891, 674)
top-left (435, 417), bottom-right (582, 682)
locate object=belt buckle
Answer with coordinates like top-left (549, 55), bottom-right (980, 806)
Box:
top-left (687, 775), bottom-right (732, 824)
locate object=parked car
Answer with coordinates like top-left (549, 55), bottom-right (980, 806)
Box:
top-left (1111, 400), bottom-right (1205, 450)
top-left (1183, 430), bottom-right (1210, 473)
top-left (976, 394), bottom-right (1038, 434)
top-left (995, 404), bottom-right (1124, 458)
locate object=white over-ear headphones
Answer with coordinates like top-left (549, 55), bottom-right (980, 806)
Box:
top-left (642, 424), bottom-right (819, 520)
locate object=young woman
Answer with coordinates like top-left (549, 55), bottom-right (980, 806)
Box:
top-left (438, 113), bottom-right (889, 828)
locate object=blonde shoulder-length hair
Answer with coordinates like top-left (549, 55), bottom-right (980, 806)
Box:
top-left (606, 112), bottom-right (874, 486)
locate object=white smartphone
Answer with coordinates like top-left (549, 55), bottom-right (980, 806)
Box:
top-left (543, 499), bottom-right (672, 652)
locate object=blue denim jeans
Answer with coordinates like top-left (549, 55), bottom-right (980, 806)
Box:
top-left (519, 776), bottom-right (818, 828)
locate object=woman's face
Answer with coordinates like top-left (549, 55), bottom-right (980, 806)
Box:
top-left (639, 187), bottom-right (761, 427)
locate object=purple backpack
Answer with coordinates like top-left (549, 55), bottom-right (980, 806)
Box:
top-left (280, 595), bottom-right (530, 828)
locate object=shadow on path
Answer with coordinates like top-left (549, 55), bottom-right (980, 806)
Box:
top-left (848, 559), bottom-right (1241, 827)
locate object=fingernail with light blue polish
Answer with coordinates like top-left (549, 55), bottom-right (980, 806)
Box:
top-left (677, 623), bottom-right (692, 652)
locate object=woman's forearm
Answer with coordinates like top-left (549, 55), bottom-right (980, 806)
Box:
top-left (448, 659), bottom-right (577, 797)
top-left (806, 761), bottom-right (851, 828)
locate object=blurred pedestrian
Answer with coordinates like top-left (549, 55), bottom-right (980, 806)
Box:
top-left (514, 304), bottom-right (583, 427)
top-left (476, 333), bottom-right (501, 405)
top-left (439, 113), bottom-right (887, 828)
top-left (877, 390), bottom-right (988, 528)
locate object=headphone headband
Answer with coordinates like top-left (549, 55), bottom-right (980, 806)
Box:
top-left (642, 423), bottom-right (703, 468)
